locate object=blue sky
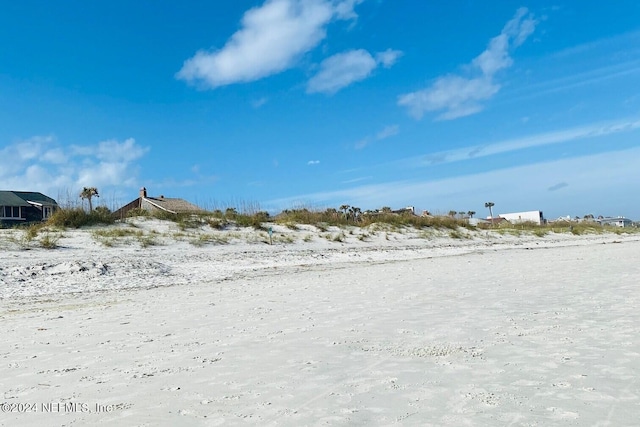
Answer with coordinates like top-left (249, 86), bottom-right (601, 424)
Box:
top-left (2, 1), bottom-right (640, 219)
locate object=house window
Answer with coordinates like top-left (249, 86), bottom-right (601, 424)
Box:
top-left (1, 206), bottom-right (22, 219)
top-left (43, 206), bottom-right (53, 219)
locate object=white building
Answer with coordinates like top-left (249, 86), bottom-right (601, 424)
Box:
top-left (498, 210), bottom-right (545, 225)
top-left (597, 217), bottom-right (634, 228)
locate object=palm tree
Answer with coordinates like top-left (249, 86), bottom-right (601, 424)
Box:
top-left (80, 187), bottom-right (99, 211)
top-left (339, 205), bottom-right (350, 218)
top-left (448, 210), bottom-right (457, 218)
top-left (484, 202), bottom-right (495, 220)
top-left (467, 211), bottom-right (476, 218)
top-left (352, 207), bottom-right (361, 222)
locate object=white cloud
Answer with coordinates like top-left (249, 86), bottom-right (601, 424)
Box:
top-left (176, 0), bottom-right (362, 88)
top-left (398, 7), bottom-right (536, 120)
top-left (308, 48), bottom-right (402, 94)
top-left (375, 49), bottom-right (403, 68)
top-left (307, 160), bottom-right (320, 165)
top-left (307, 49), bottom-right (376, 93)
top-left (0, 136), bottom-right (149, 201)
top-left (334, 0), bottom-right (363, 19)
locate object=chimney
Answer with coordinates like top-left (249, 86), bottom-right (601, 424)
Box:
top-left (140, 187), bottom-right (147, 198)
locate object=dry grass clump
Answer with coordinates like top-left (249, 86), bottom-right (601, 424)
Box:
top-left (189, 234), bottom-right (229, 246)
top-left (91, 227), bottom-right (160, 247)
top-left (3, 224), bottom-right (63, 250)
top-left (48, 206), bottom-right (114, 228)
top-left (39, 232), bottom-right (61, 249)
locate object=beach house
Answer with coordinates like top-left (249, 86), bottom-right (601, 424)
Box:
top-left (113, 187), bottom-right (203, 219)
top-left (596, 216), bottom-right (634, 228)
top-left (498, 210), bottom-right (545, 225)
top-left (0, 190), bottom-right (59, 226)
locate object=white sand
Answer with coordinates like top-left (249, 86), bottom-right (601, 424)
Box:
top-left (1, 223), bottom-right (639, 426)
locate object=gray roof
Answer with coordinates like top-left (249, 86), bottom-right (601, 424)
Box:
top-left (143, 197), bottom-right (202, 214)
top-left (0, 191), bottom-right (58, 207)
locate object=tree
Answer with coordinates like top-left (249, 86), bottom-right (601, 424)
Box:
top-left (484, 202), bottom-right (495, 220)
top-left (448, 210), bottom-right (457, 218)
top-left (351, 207), bottom-right (361, 222)
top-left (467, 211), bottom-right (476, 218)
top-left (80, 187), bottom-right (99, 212)
top-left (339, 205), bottom-right (350, 217)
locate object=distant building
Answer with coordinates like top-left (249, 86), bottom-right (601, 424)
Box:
top-left (392, 206), bottom-right (415, 215)
top-left (498, 210), bottom-right (545, 225)
top-left (0, 190), bottom-right (59, 226)
top-left (113, 187), bottom-right (203, 219)
top-left (596, 216), bottom-right (633, 228)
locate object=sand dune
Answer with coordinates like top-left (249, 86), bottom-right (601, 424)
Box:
top-left (1, 222), bottom-right (639, 426)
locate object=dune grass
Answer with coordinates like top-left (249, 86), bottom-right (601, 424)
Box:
top-left (47, 206), bottom-right (115, 228)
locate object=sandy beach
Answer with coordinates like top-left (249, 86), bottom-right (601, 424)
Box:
top-left (1, 223), bottom-right (639, 426)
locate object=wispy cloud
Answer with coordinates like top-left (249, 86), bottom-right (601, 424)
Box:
top-left (407, 117), bottom-right (640, 167)
top-left (341, 176), bottom-right (372, 184)
top-left (355, 124), bottom-right (399, 149)
top-left (251, 97), bottom-right (268, 108)
top-left (398, 7), bottom-right (536, 120)
top-left (0, 136), bottom-right (149, 197)
top-left (376, 124), bottom-right (399, 140)
top-left (307, 160), bottom-right (320, 165)
top-left (176, 0), bottom-right (362, 89)
top-left (307, 48), bottom-right (402, 94)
